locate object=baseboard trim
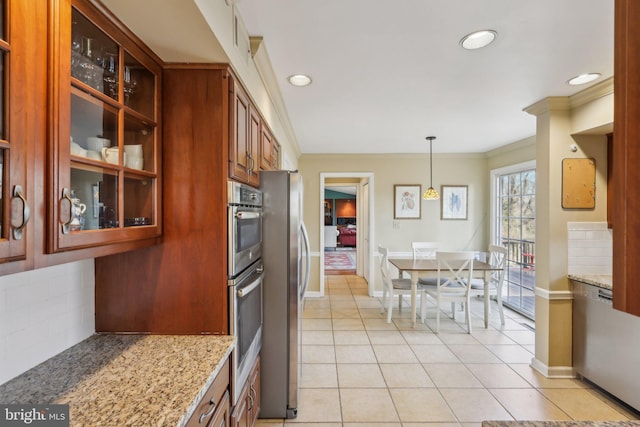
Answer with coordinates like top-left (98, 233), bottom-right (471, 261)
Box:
top-left (304, 291), bottom-right (323, 298)
top-left (531, 357), bottom-right (576, 378)
top-left (535, 287), bottom-right (574, 300)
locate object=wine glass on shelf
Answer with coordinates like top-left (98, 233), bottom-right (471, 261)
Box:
top-left (123, 66), bottom-right (137, 105)
top-left (71, 29), bottom-right (83, 80)
top-left (102, 52), bottom-right (118, 99)
top-left (79, 37), bottom-right (103, 90)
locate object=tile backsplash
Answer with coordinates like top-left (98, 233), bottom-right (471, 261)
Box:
top-left (567, 222), bottom-right (612, 276)
top-left (0, 260), bottom-right (95, 385)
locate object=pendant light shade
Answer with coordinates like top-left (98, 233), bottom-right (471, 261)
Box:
top-left (423, 136), bottom-right (439, 200)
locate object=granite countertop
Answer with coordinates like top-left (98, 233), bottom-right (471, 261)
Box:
top-left (0, 334), bottom-right (235, 427)
top-left (568, 274), bottom-right (613, 291)
top-left (483, 422), bottom-right (640, 427)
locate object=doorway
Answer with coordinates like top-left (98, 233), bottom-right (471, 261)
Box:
top-left (324, 185), bottom-right (357, 275)
top-left (319, 173), bottom-right (374, 296)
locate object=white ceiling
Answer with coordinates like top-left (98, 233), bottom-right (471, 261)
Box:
top-left (103, 0), bottom-right (614, 155)
top-left (235, 0), bottom-right (614, 154)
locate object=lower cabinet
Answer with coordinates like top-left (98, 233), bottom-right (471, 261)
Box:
top-left (187, 358), bottom-right (231, 427)
top-left (231, 356), bottom-right (261, 427)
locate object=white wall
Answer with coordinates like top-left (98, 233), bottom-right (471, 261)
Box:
top-left (0, 260), bottom-right (95, 385)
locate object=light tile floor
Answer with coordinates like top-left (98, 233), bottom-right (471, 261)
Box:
top-left (257, 275), bottom-right (639, 426)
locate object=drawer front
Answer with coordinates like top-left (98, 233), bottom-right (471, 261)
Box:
top-left (187, 357), bottom-right (231, 427)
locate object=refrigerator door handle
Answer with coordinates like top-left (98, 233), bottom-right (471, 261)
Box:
top-left (300, 221), bottom-right (311, 298)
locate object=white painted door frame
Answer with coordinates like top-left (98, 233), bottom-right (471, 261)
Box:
top-left (319, 172), bottom-right (375, 296)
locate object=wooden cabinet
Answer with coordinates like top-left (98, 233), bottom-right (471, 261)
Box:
top-left (0, 0), bottom-right (38, 264)
top-left (260, 125), bottom-right (280, 171)
top-left (231, 356), bottom-right (260, 427)
top-left (229, 73), bottom-right (281, 186)
top-left (95, 64), bottom-right (281, 331)
top-left (49, 0), bottom-right (162, 253)
top-left (229, 81), bottom-right (259, 187)
top-left (0, 0), bottom-right (162, 276)
top-left (324, 200), bottom-right (333, 225)
top-left (186, 358), bottom-right (231, 427)
top-left (95, 65), bottom-right (229, 333)
top-left (613, 0), bottom-right (640, 316)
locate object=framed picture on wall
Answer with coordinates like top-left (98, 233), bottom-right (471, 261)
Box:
top-left (441, 185), bottom-right (468, 220)
top-left (394, 184), bottom-right (421, 219)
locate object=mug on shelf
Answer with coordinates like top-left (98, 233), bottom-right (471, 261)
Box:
top-left (102, 147), bottom-right (125, 165)
top-left (126, 157), bottom-right (144, 170)
top-left (124, 144), bottom-right (143, 157)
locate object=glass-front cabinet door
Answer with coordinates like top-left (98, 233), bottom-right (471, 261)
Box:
top-left (0, 0), bottom-right (32, 262)
top-left (50, 0), bottom-right (161, 252)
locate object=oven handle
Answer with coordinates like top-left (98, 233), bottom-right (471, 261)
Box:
top-left (235, 211), bottom-right (261, 220)
top-left (237, 274), bottom-right (263, 298)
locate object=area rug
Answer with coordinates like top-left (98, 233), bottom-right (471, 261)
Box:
top-left (325, 251), bottom-right (356, 270)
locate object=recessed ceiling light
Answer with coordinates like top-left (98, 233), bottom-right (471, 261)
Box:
top-left (288, 74), bottom-right (312, 87)
top-left (460, 30), bottom-right (497, 50)
top-left (567, 73), bottom-right (601, 85)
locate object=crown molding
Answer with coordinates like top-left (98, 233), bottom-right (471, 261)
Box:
top-left (569, 76), bottom-right (614, 109)
top-left (523, 97), bottom-right (571, 116)
top-left (250, 37), bottom-right (302, 159)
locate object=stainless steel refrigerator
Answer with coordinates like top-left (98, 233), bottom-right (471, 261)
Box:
top-left (259, 170), bottom-right (310, 419)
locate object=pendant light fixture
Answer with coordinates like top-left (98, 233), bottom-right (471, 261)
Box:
top-left (423, 136), bottom-right (439, 200)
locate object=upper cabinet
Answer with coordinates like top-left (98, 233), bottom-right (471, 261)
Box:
top-left (0, 0), bottom-right (36, 263)
top-left (260, 125), bottom-right (280, 171)
top-left (613, 0), bottom-right (640, 316)
top-left (229, 80), bottom-right (260, 187)
top-left (229, 75), bottom-right (280, 187)
top-left (48, 0), bottom-right (162, 252)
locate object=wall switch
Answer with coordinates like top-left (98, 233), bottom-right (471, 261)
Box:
top-left (393, 221), bottom-right (400, 229)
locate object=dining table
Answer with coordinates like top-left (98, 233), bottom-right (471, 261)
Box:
top-left (387, 257), bottom-right (502, 328)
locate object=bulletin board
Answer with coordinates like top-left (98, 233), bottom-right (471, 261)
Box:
top-left (562, 158), bottom-right (596, 209)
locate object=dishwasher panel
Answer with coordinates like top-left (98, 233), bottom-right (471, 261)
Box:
top-left (573, 281), bottom-right (640, 411)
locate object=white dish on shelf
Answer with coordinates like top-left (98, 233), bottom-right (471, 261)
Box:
top-left (87, 136), bottom-right (110, 152)
top-left (70, 141), bottom-right (87, 157)
top-left (86, 150), bottom-right (102, 160)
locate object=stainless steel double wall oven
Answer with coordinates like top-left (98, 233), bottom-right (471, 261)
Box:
top-left (227, 181), bottom-right (263, 405)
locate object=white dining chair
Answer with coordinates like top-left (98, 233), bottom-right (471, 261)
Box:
top-left (379, 245), bottom-right (425, 323)
top-left (412, 241), bottom-right (439, 286)
top-left (469, 244), bottom-right (507, 325)
top-left (412, 241), bottom-right (439, 260)
top-left (422, 251), bottom-right (476, 333)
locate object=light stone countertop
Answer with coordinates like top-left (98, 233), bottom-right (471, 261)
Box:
top-left (483, 422), bottom-right (640, 427)
top-left (568, 274), bottom-right (613, 291)
top-left (0, 334), bottom-right (235, 427)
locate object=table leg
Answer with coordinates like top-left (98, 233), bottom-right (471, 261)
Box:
top-left (411, 272), bottom-right (418, 328)
top-left (484, 271), bottom-right (490, 328)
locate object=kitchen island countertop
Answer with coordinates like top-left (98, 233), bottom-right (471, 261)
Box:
top-left (568, 274), bottom-right (612, 291)
top-left (0, 334), bottom-right (235, 426)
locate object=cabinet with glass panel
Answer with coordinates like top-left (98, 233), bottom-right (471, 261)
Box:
top-left (49, 0), bottom-right (162, 252)
top-left (0, 0), bottom-right (38, 265)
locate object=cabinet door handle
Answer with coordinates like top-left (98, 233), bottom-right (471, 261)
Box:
top-left (11, 185), bottom-right (31, 240)
top-left (60, 188), bottom-right (73, 234)
top-left (248, 385), bottom-right (255, 409)
top-left (199, 390), bottom-right (226, 424)
top-left (247, 154), bottom-right (254, 173)
top-left (250, 384), bottom-right (258, 406)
